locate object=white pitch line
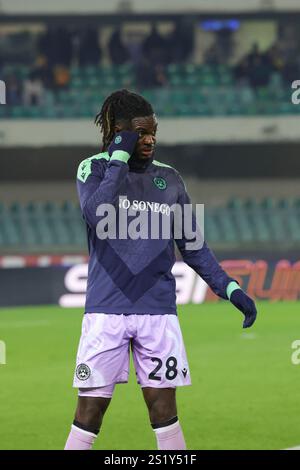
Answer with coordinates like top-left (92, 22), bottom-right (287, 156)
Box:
top-left (284, 445), bottom-right (300, 450)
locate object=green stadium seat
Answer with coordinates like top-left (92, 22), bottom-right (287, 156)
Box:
top-left (257, 87), bottom-right (272, 100)
top-left (232, 205), bottom-right (255, 242)
top-left (4, 63), bottom-right (298, 119)
top-left (226, 103), bottom-right (243, 115)
top-left (169, 74), bottom-right (185, 87)
top-left (242, 103), bottom-right (259, 116)
top-left (199, 65), bottom-right (214, 75)
top-left (192, 103), bottom-right (211, 116)
top-left (0, 196), bottom-right (299, 250)
top-left (83, 65), bottom-right (100, 77)
top-left (10, 106), bottom-right (30, 118)
top-left (0, 106), bottom-right (7, 118)
top-left (259, 100), bottom-right (278, 116)
top-left (241, 86), bottom-right (255, 101)
top-left (219, 72), bottom-right (233, 86)
top-left (200, 74), bottom-right (219, 87)
top-left (77, 105), bottom-right (94, 118)
top-left (167, 64), bottom-right (180, 74)
top-left (261, 197), bottom-right (276, 210)
top-left (216, 208), bottom-right (238, 243)
top-left (216, 64), bottom-right (231, 75)
top-left (59, 105), bottom-right (79, 118)
top-left (277, 102), bottom-right (296, 115)
top-left (26, 106), bottom-right (44, 119)
top-left (269, 72), bottom-right (282, 87)
top-left (101, 76), bottom-right (119, 88)
top-left (118, 63), bottom-right (133, 75)
top-left (252, 217), bottom-right (271, 242)
top-left (42, 107), bottom-right (59, 119)
top-left (260, 198), bottom-right (288, 242)
top-left (70, 66), bottom-right (81, 78)
top-left (205, 211), bottom-right (221, 243)
top-left (57, 90), bottom-right (72, 104)
top-left (86, 76), bottom-right (101, 88)
top-left (71, 76), bottom-right (84, 89)
top-left (10, 202), bottom-right (22, 214)
top-left (44, 90), bottom-right (56, 106)
top-left (227, 197), bottom-right (244, 210)
top-left (185, 75), bottom-right (200, 87)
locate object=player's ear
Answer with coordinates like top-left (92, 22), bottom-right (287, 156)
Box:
top-left (114, 124), bottom-right (123, 133)
top-left (114, 119), bottom-right (131, 134)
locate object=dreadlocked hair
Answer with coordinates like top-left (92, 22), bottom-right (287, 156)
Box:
top-left (94, 89), bottom-right (154, 151)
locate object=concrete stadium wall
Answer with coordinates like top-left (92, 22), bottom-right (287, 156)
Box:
top-left (1, 143), bottom-right (300, 181)
top-left (1, 116), bottom-right (300, 147)
top-left (1, 0), bottom-right (300, 15)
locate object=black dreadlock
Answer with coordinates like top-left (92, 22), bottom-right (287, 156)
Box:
top-left (95, 89), bottom-right (154, 151)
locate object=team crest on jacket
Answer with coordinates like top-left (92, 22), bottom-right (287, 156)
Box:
top-left (76, 363), bottom-right (91, 381)
top-left (153, 176), bottom-right (167, 190)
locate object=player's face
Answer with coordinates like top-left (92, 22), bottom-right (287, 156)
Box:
top-left (130, 115), bottom-right (158, 160)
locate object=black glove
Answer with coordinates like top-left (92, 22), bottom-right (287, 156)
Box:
top-left (229, 285), bottom-right (257, 329)
top-left (108, 130), bottom-right (139, 162)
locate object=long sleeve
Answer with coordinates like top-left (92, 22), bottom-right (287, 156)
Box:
top-left (174, 173), bottom-right (234, 299)
top-left (77, 154), bottom-right (128, 229)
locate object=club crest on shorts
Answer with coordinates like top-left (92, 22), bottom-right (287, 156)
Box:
top-left (76, 363), bottom-right (91, 381)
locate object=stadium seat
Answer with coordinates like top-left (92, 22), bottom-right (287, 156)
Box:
top-left (10, 106), bottom-right (30, 118)
top-left (205, 211), bottom-right (222, 243)
top-left (1, 63), bottom-right (299, 119)
top-left (0, 106), bottom-right (7, 118)
top-left (0, 197), bottom-right (298, 251)
top-left (216, 207), bottom-right (238, 243)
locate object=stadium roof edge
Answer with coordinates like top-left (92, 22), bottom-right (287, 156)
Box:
top-left (1, 0), bottom-right (300, 20)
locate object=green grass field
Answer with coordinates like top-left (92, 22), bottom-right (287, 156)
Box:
top-left (0, 302), bottom-right (300, 450)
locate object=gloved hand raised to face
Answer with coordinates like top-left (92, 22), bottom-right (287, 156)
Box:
top-left (227, 281), bottom-right (257, 329)
top-left (108, 131), bottom-right (139, 163)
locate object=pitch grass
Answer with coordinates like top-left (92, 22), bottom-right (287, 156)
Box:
top-left (0, 302), bottom-right (300, 450)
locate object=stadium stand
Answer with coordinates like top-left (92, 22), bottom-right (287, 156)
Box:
top-left (0, 63), bottom-right (297, 118)
top-left (1, 197), bottom-right (300, 252)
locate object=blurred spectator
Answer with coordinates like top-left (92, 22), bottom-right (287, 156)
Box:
top-left (55, 28), bottom-right (73, 67)
top-left (23, 69), bottom-right (45, 106)
top-left (5, 74), bottom-right (22, 105)
top-left (246, 43), bottom-right (261, 68)
top-left (166, 20), bottom-right (194, 63)
top-left (216, 27), bottom-right (235, 62)
top-left (39, 27), bottom-right (73, 67)
top-left (79, 28), bottom-right (102, 66)
top-left (53, 65), bottom-right (70, 90)
top-left (142, 25), bottom-right (167, 65)
top-left (234, 57), bottom-right (250, 85)
top-left (35, 56), bottom-right (54, 89)
top-left (265, 43), bottom-right (285, 72)
top-left (136, 59), bottom-right (168, 89)
top-left (236, 43), bottom-right (276, 88)
top-left (248, 56), bottom-right (272, 88)
top-left (126, 31), bottom-right (144, 66)
top-left (108, 28), bottom-right (130, 65)
top-left (282, 59), bottom-right (300, 84)
top-left (204, 44), bottom-right (221, 65)
top-left (0, 53), bottom-right (3, 75)
top-left (38, 27), bottom-right (56, 66)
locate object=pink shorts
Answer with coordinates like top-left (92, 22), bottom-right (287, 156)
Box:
top-left (73, 313), bottom-right (191, 394)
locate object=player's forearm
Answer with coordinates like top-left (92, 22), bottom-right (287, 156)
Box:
top-left (81, 159), bottom-right (129, 228)
top-left (180, 241), bottom-right (234, 299)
